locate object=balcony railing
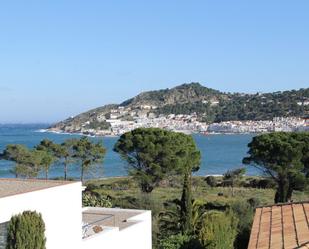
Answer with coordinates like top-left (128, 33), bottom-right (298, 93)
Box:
top-left (82, 212), bottom-right (115, 238)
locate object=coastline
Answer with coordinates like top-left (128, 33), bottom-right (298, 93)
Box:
top-left (37, 129), bottom-right (119, 138)
top-left (40, 128), bottom-right (260, 137)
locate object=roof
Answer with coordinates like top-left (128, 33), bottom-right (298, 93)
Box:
top-left (0, 178), bottom-right (77, 198)
top-left (248, 201), bottom-right (309, 249)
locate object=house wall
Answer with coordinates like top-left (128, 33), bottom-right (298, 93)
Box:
top-left (82, 209), bottom-right (152, 249)
top-left (0, 182), bottom-right (82, 249)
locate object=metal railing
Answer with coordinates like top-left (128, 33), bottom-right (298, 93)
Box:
top-left (82, 213), bottom-right (115, 238)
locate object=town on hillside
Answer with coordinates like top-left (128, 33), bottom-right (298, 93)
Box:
top-left (49, 104), bottom-right (309, 136)
top-left (49, 83), bottom-right (309, 136)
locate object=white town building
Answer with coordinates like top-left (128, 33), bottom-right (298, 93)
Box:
top-left (0, 178), bottom-right (152, 249)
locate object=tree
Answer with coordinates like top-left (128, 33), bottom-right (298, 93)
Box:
top-left (35, 139), bottom-right (56, 179)
top-left (223, 168), bottom-right (246, 196)
top-left (6, 211), bottom-right (46, 249)
top-left (243, 132), bottom-right (308, 203)
top-left (114, 128), bottom-right (186, 193)
top-left (38, 151), bottom-right (55, 180)
top-left (177, 136), bottom-right (201, 234)
top-left (114, 128), bottom-right (201, 233)
top-left (72, 136), bottom-right (106, 182)
top-left (53, 139), bottom-right (76, 180)
top-left (1, 145), bottom-right (42, 178)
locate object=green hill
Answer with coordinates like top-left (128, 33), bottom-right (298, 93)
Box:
top-left (50, 82), bottom-right (309, 130)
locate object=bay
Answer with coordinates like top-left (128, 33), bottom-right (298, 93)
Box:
top-left (0, 124), bottom-right (259, 179)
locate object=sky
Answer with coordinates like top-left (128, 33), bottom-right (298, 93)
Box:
top-left (0, 1), bottom-right (308, 123)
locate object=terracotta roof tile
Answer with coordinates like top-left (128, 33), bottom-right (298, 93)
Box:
top-left (248, 202), bottom-right (309, 249)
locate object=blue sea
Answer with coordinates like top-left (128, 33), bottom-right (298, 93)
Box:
top-left (0, 124), bottom-right (259, 179)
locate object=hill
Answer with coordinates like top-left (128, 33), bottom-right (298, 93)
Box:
top-left (49, 82), bottom-right (309, 132)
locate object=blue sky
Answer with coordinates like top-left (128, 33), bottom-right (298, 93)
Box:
top-left (0, 1), bottom-right (308, 123)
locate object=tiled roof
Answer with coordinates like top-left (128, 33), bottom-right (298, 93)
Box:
top-left (0, 178), bottom-right (77, 198)
top-left (248, 202), bottom-right (309, 249)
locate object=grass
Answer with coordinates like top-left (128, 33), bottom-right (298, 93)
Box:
top-left (86, 176), bottom-right (309, 210)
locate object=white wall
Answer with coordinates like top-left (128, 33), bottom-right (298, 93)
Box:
top-left (0, 182), bottom-right (83, 249)
top-left (82, 208), bottom-right (152, 249)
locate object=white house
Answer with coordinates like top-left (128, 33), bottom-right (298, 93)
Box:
top-left (0, 178), bottom-right (152, 249)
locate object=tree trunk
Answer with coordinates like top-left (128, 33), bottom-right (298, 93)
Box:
top-left (45, 169), bottom-right (48, 180)
top-left (64, 161), bottom-right (68, 180)
top-left (180, 171), bottom-right (193, 234)
top-left (141, 182), bottom-right (154, 193)
top-left (81, 165), bottom-right (84, 182)
top-left (275, 177), bottom-right (289, 203)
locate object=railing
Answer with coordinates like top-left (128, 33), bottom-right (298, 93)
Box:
top-left (82, 213), bottom-right (115, 238)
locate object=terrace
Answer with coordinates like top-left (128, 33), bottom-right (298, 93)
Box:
top-left (82, 207), bottom-right (145, 238)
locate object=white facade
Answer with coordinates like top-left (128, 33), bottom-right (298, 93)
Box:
top-left (82, 208), bottom-right (152, 249)
top-left (0, 181), bottom-right (82, 249)
top-left (0, 179), bottom-right (152, 249)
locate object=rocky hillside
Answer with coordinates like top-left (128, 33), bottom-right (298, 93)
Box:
top-left (120, 83), bottom-right (224, 107)
top-left (50, 82), bottom-right (309, 132)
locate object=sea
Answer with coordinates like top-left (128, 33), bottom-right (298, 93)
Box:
top-left (0, 124), bottom-right (260, 179)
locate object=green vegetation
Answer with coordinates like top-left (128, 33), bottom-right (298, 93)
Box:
top-left (35, 139), bottom-right (56, 179)
top-left (84, 120), bottom-right (111, 130)
top-left (198, 210), bottom-right (238, 249)
top-left (1, 145), bottom-right (43, 178)
top-left (84, 175), bottom-right (309, 249)
top-left (155, 85), bottom-right (309, 122)
top-left (243, 132), bottom-right (309, 203)
top-left (0, 136), bottom-right (106, 181)
top-left (114, 128), bottom-right (201, 234)
top-left (6, 211), bottom-right (46, 249)
top-left (53, 139), bottom-right (76, 180)
top-left (113, 128), bottom-right (190, 193)
top-left (82, 192), bottom-right (112, 208)
top-left (72, 136), bottom-right (106, 181)
top-left (222, 168), bottom-right (246, 196)
top-left (157, 91), bottom-right (309, 122)
top-left (158, 234), bottom-right (202, 249)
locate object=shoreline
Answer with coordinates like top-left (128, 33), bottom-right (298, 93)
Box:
top-left (0, 174), bottom-right (264, 182)
top-left (40, 128), bottom-right (260, 137)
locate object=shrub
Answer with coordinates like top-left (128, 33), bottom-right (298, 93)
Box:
top-left (82, 192), bottom-right (112, 208)
top-left (247, 197), bottom-right (261, 208)
top-left (246, 178), bottom-right (276, 189)
top-left (229, 200), bottom-right (254, 249)
top-left (205, 176), bottom-right (217, 187)
top-left (159, 234), bottom-right (203, 249)
top-left (6, 211), bottom-right (46, 249)
top-left (198, 210), bottom-right (238, 249)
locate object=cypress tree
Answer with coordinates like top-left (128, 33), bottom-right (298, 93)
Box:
top-left (6, 211), bottom-right (46, 249)
top-left (180, 170), bottom-right (193, 233)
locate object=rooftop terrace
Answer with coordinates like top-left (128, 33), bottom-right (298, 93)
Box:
top-left (0, 178), bottom-right (76, 198)
top-left (82, 207), bottom-right (145, 238)
top-left (248, 201), bottom-right (309, 249)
